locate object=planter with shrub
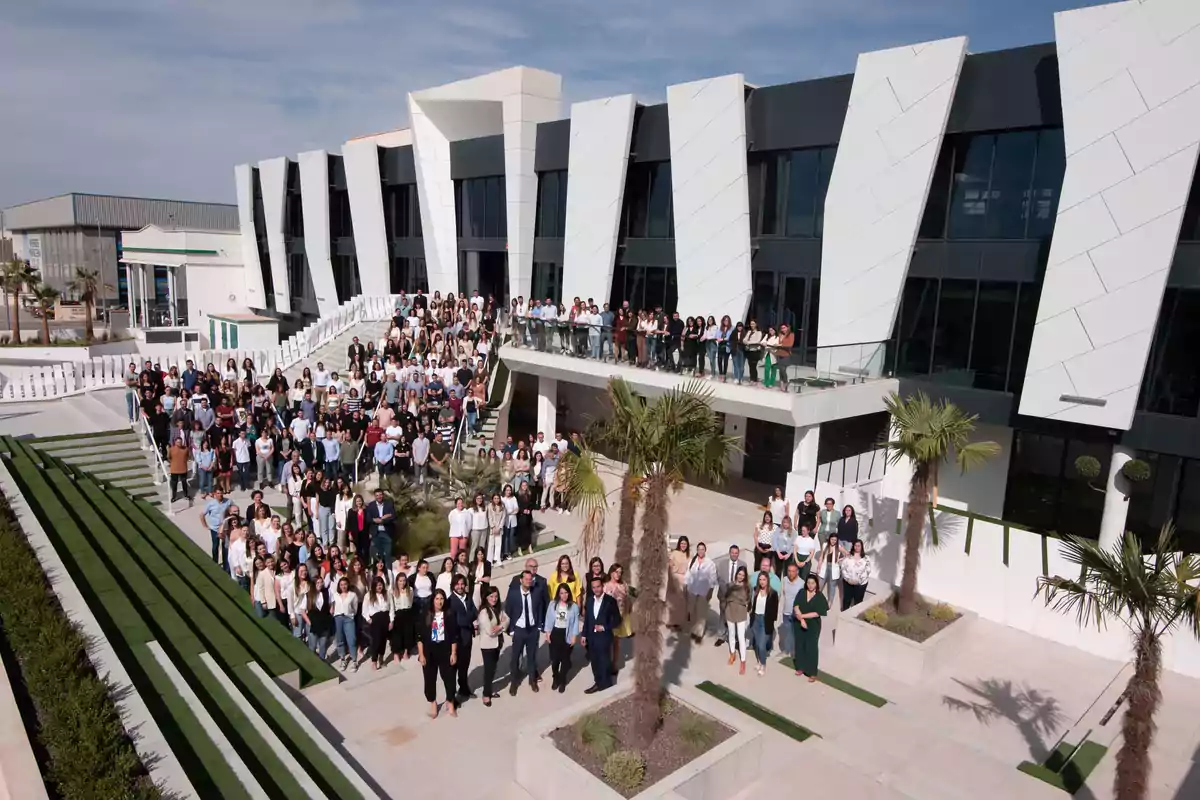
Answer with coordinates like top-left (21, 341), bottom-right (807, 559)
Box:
top-left (516, 683), bottom-right (760, 799)
top-left (836, 588), bottom-right (975, 685)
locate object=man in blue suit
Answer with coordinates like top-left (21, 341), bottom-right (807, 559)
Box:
top-left (505, 570), bottom-right (548, 695)
top-left (449, 574), bottom-right (478, 701)
top-left (581, 575), bottom-right (622, 693)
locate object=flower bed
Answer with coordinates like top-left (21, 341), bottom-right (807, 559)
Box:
top-left (837, 589), bottom-right (975, 685)
top-left (861, 595), bottom-right (960, 642)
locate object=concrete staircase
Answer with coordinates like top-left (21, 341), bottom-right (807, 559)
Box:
top-left (284, 320), bottom-right (392, 383)
top-left (28, 429), bottom-right (165, 507)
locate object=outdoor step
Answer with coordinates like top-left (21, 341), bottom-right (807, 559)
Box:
top-left (36, 436), bottom-right (140, 454)
top-left (42, 441), bottom-right (143, 459)
top-left (85, 467), bottom-right (152, 482)
top-left (86, 457), bottom-right (156, 475)
top-left (58, 451), bottom-right (148, 468)
top-left (110, 476), bottom-right (156, 489)
top-left (28, 429), bottom-right (136, 446)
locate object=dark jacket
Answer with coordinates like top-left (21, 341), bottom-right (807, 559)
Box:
top-left (448, 591), bottom-right (477, 643)
top-left (344, 506), bottom-right (369, 539)
top-left (367, 499), bottom-right (396, 537)
top-left (467, 559), bottom-right (492, 599)
top-left (504, 579), bottom-right (549, 634)
top-left (749, 587), bottom-right (780, 636)
top-left (416, 605), bottom-right (460, 650)
top-left (581, 592), bottom-right (622, 644)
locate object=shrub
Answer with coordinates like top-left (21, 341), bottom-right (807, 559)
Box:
top-left (1122, 459), bottom-right (1151, 483)
top-left (398, 509), bottom-right (450, 558)
top-left (602, 750), bottom-right (646, 793)
top-left (862, 606), bottom-right (889, 626)
top-left (886, 616), bottom-right (923, 639)
top-left (1074, 455), bottom-right (1102, 480)
top-left (574, 713), bottom-right (618, 759)
top-left (678, 716), bottom-right (717, 751)
top-left (930, 602), bottom-right (958, 621)
top-left (0, 495), bottom-right (160, 799)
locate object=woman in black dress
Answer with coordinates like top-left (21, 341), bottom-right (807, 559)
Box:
top-left (389, 572), bottom-right (415, 662)
top-left (363, 576), bottom-right (391, 670)
top-left (416, 589), bottom-right (459, 719)
top-left (515, 481), bottom-right (536, 553)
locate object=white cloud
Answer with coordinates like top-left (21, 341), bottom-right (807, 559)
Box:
top-left (0, 0), bottom-right (1071, 209)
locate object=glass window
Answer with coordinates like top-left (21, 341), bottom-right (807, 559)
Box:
top-left (532, 261), bottom-right (564, 305)
top-left (486, 176), bottom-right (505, 238)
top-left (895, 278), bottom-right (937, 376)
top-left (468, 179), bottom-right (486, 237)
top-left (947, 134), bottom-right (994, 239)
top-left (931, 279), bottom-right (976, 376)
top-left (647, 163), bottom-right (673, 238)
top-left (1181, 172), bottom-right (1200, 241)
top-left (749, 271), bottom-right (777, 327)
top-left (1126, 452), bottom-right (1181, 542)
top-left (609, 263), bottom-right (626, 310)
top-left (1177, 460), bottom-right (1200, 553)
top-left (644, 264), bottom-right (667, 310)
top-left (919, 142), bottom-right (955, 238)
top-left (760, 154), bottom-right (784, 235)
top-left (288, 254), bottom-right (308, 300)
top-left (1140, 289), bottom-right (1200, 417)
top-left (1027, 128), bottom-right (1066, 240)
top-left (785, 149), bottom-right (820, 237)
top-left (1004, 431), bottom-right (1066, 532)
top-left (333, 254), bottom-right (360, 303)
top-left (1006, 282), bottom-right (1041, 394)
top-left (781, 276), bottom-right (805, 330)
top-left (537, 172), bottom-right (561, 237)
top-left (813, 148), bottom-right (835, 238)
top-left (624, 164), bottom-right (650, 238)
top-left (805, 278), bottom-right (820, 365)
top-left (1058, 440), bottom-right (1110, 537)
top-left (970, 281), bottom-right (1018, 391)
top-left (985, 131), bottom-right (1038, 239)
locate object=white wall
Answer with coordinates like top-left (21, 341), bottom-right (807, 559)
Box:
top-left (185, 264), bottom-right (256, 325)
top-left (233, 164), bottom-right (266, 309)
top-left (257, 156), bottom-right (291, 313)
top-left (560, 94), bottom-right (637, 305)
top-left (298, 150), bottom-right (339, 315)
top-left (667, 74), bottom-right (753, 322)
top-left (935, 422), bottom-right (1013, 519)
top-left (1018, 0), bottom-right (1200, 430)
top-left (817, 37), bottom-right (967, 350)
top-left (343, 130), bottom-right (410, 297)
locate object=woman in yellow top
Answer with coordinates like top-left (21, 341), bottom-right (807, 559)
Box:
top-left (546, 555), bottom-right (582, 609)
top-left (604, 563), bottom-right (633, 673)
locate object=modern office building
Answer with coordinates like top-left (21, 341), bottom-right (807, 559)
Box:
top-left (2, 193), bottom-right (239, 320)
top-left (235, 0), bottom-right (1200, 547)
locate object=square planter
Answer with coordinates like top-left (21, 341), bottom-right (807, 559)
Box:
top-left (836, 589), bottom-right (976, 685)
top-left (516, 683), bottom-right (761, 800)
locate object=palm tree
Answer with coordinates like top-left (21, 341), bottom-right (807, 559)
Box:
top-left (1, 259), bottom-right (37, 345)
top-left (557, 446), bottom-right (608, 561)
top-left (1038, 525), bottom-right (1200, 800)
top-left (884, 391), bottom-right (999, 615)
top-left (67, 267), bottom-right (104, 342)
top-left (572, 378), bottom-right (733, 745)
top-left (587, 379), bottom-right (651, 570)
top-left (31, 283), bottom-right (60, 345)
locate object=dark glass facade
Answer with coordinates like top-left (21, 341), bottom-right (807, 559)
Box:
top-left (535, 171), bottom-right (568, 238)
top-left (532, 262), bottom-right (564, 305)
top-left (620, 162), bottom-right (674, 239)
top-left (749, 146), bottom-right (836, 237)
top-left (384, 183), bottom-right (422, 239)
top-left (456, 177), bottom-right (507, 238)
top-left (250, 168), bottom-right (275, 311)
top-left (1139, 289), bottom-right (1200, 418)
top-left (608, 263), bottom-right (678, 313)
top-left (1004, 430), bottom-right (1113, 538)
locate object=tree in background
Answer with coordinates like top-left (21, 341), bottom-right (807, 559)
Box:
top-left (884, 391), bottom-right (998, 615)
top-left (31, 283), bottom-right (60, 345)
top-left (1038, 525), bottom-right (1200, 800)
top-left (67, 267), bottom-right (105, 343)
top-left (1, 259), bottom-right (38, 344)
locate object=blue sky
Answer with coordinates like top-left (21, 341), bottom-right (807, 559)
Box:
top-left (0, 0), bottom-right (1103, 209)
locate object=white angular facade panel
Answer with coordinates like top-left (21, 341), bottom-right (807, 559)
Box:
top-left (343, 132), bottom-right (409, 298)
top-left (257, 156), bottom-right (291, 313)
top-left (1018, 0), bottom-right (1200, 428)
top-left (817, 37), bottom-right (967, 350)
top-left (667, 74), bottom-right (753, 321)
top-left (233, 163), bottom-right (266, 309)
top-left (560, 95), bottom-right (637, 306)
top-left (410, 68), bottom-right (562, 300)
top-left (297, 150), bottom-right (339, 315)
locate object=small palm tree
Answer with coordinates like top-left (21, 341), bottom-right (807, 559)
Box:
top-left (1, 259), bottom-right (38, 345)
top-left (581, 378), bottom-right (733, 746)
top-left (1038, 525), bottom-right (1200, 800)
top-left (884, 391), bottom-right (998, 615)
top-left (68, 267), bottom-right (105, 342)
top-left (31, 283), bottom-right (60, 345)
top-left (558, 446), bottom-right (609, 562)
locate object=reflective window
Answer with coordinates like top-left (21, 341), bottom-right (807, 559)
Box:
top-left (931, 279), bottom-right (976, 376)
top-left (894, 278), bottom-right (937, 375)
top-left (805, 278), bottom-right (820, 365)
top-left (749, 271), bottom-right (778, 327)
top-left (621, 162), bottom-right (675, 239)
top-left (760, 154), bottom-right (784, 235)
top-left (332, 254), bottom-right (360, 303)
top-left (285, 161), bottom-right (304, 239)
top-left (1004, 432), bottom-right (1067, 532)
top-left (384, 184), bottom-right (421, 239)
top-left (532, 261), bottom-right (564, 305)
top-left (1026, 128), bottom-right (1065, 240)
top-left (750, 146), bottom-right (835, 237)
top-left (1139, 288), bottom-right (1200, 418)
top-left (456, 177), bottom-right (506, 238)
top-left (251, 168), bottom-right (275, 309)
top-left (611, 265), bottom-right (677, 312)
top-left (947, 135), bottom-right (994, 239)
top-left (390, 256), bottom-right (428, 294)
top-left (985, 131), bottom-right (1038, 239)
top-left (971, 281), bottom-right (1018, 391)
top-left (536, 171), bottom-right (568, 237)
top-left (329, 188), bottom-right (354, 239)
top-left (288, 254), bottom-right (309, 301)
top-left (786, 149), bottom-right (820, 237)
top-left (647, 163), bottom-right (673, 238)
top-left (1006, 281), bottom-right (1041, 395)
top-left (1180, 171), bottom-right (1200, 241)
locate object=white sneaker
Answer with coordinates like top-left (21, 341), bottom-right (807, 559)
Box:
top-left (340, 657), bottom-right (349, 672)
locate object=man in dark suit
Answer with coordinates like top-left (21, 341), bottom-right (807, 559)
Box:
top-left (715, 544), bottom-right (748, 646)
top-left (504, 570), bottom-right (548, 695)
top-left (507, 557), bottom-right (549, 609)
top-left (449, 574), bottom-right (478, 700)
top-left (581, 575), bottom-right (621, 693)
top-left (347, 336), bottom-right (366, 365)
top-left (367, 489), bottom-right (395, 566)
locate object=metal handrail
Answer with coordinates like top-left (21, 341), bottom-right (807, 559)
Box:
top-left (136, 412), bottom-right (174, 514)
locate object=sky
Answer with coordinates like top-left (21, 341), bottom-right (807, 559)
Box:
top-left (0, 0), bottom-right (1104, 209)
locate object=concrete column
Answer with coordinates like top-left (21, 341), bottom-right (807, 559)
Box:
top-left (126, 264), bottom-right (138, 330)
top-left (784, 424), bottom-right (820, 506)
top-left (536, 376), bottom-right (557, 439)
top-left (167, 267), bottom-right (178, 326)
top-left (1098, 444), bottom-right (1135, 551)
top-left (724, 414), bottom-right (746, 476)
top-left (138, 264), bottom-right (150, 328)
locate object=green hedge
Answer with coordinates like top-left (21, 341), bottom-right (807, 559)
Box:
top-left (695, 681), bottom-right (815, 742)
top-left (0, 493), bottom-right (160, 799)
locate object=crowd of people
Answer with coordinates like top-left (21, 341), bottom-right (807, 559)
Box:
top-left (125, 291), bottom-right (877, 718)
top-left (508, 296), bottom-right (801, 389)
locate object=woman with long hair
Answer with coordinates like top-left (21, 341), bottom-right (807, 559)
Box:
top-left (332, 576), bottom-right (359, 672)
top-left (334, 484), bottom-right (354, 552)
top-left (742, 319), bottom-right (764, 384)
top-left (667, 536), bottom-right (691, 630)
top-left (754, 511), bottom-right (775, 570)
top-left (290, 564), bottom-right (314, 642)
top-left (815, 534), bottom-right (844, 616)
top-left (548, 555), bottom-right (581, 608)
top-left (347, 557), bottom-right (370, 662)
top-left (469, 545), bottom-right (491, 610)
top-left (435, 557), bottom-right (456, 596)
top-left (748, 570), bottom-right (779, 676)
top-left (542, 584), bottom-right (579, 693)
top-left (363, 576), bottom-right (392, 670)
top-left (417, 589), bottom-right (459, 718)
top-left (308, 563), bottom-right (333, 659)
top-left (476, 585), bottom-right (507, 706)
top-left (389, 571), bottom-right (415, 662)
top-left (345, 494), bottom-right (369, 560)
top-left (604, 563), bottom-right (632, 673)
top-left (486, 492), bottom-right (505, 565)
top-left (792, 574), bottom-right (828, 682)
top-left (717, 315), bottom-right (733, 382)
top-left (515, 480), bottom-right (535, 557)
top-left (838, 504), bottom-right (860, 551)
top-left (724, 565), bottom-right (751, 674)
top-left (840, 540), bottom-right (871, 611)
top-left (469, 493), bottom-right (489, 560)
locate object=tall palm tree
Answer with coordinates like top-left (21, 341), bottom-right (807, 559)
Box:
top-left (557, 446), bottom-right (608, 561)
top-left (68, 267), bottom-right (104, 342)
top-left (576, 378), bottom-right (733, 745)
top-left (588, 379), bottom-right (651, 570)
top-left (31, 283), bottom-right (60, 345)
top-left (1038, 525), bottom-right (1200, 800)
top-left (1, 259), bottom-right (37, 344)
top-left (884, 391), bottom-right (998, 615)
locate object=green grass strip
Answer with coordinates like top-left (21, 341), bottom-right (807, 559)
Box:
top-left (695, 681), bottom-right (815, 741)
top-left (778, 661), bottom-right (888, 707)
top-left (1017, 740), bottom-right (1107, 794)
top-left (30, 429), bottom-right (134, 444)
top-left (533, 536), bottom-right (570, 553)
top-left (964, 515), bottom-right (974, 555)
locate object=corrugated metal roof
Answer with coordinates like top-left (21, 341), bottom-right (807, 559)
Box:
top-left (3, 192), bottom-right (238, 231)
